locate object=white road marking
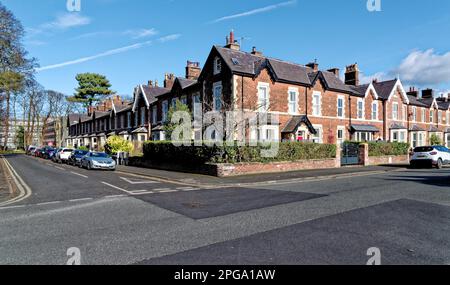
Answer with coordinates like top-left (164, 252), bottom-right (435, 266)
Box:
top-left (129, 190), bottom-right (149, 193)
top-left (104, 195), bottom-right (127, 199)
top-left (101, 182), bottom-right (133, 194)
top-left (120, 177), bottom-right (160, 185)
top-left (0, 205), bottom-right (26, 210)
top-left (55, 166), bottom-right (65, 171)
top-left (181, 188), bottom-right (201, 192)
top-left (70, 171), bottom-right (88, 178)
top-left (0, 157), bottom-right (33, 207)
top-left (176, 187), bottom-right (198, 191)
top-left (68, 198), bottom-right (94, 203)
top-left (153, 188), bottom-right (172, 192)
top-left (158, 190), bottom-right (178, 193)
top-left (36, 201), bottom-right (62, 206)
top-left (130, 191), bottom-right (155, 196)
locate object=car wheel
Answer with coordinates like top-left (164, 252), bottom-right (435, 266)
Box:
top-left (87, 162), bottom-right (91, 170)
top-left (436, 159), bottom-right (443, 169)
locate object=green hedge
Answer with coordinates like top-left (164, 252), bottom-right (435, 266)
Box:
top-left (143, 141), bottom-right (337, 164)
top-left (345, 141), bottom-right (410, 157)
top-left (368, 142), bottom-right (410, 157)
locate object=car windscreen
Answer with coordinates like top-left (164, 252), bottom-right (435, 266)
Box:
top-left (63, 149), bottom-right (74, 152)
top-left (414, 147), bottom-right (434, 153)
top-left (91, 153), bottom-right (109, 158)
top-left (75, 151), bottom-right (88, 155)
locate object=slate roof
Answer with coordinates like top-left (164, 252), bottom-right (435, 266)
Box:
top-left (419, 98), bottom-right (435, 108)
top-left (177, 78), bottom-right (197, 89)
top-left (68, 114), bottom-right (89, 126)
top-left (409, 125), bottom-right (425, 132)
top-left (390, 123), bottom-right (407, 130)
top-left (281, 115), bottom-right (316, 134)
top-left (373, 79), bottom-right (397, 100)
top-left (94, 111), bottom-right (110, 119)
top-left (309, 71), bottom-right (355, 94)
top-left (436, 99), bottom-right (450, 110)
top-left (267, 58), bottom-right (312, 85)
top-left (351, 124), bottom-right (380, 132)
top-left (349, 84), bottom-right (370, 98)
top-left (407, 95), bottom-right (428, 107)
top-left (115, 103), bottom-right (132, 114)
top-left (429, 126), bottom-right (440, 132)
top-left (141, 85), bottom-right (170, 103)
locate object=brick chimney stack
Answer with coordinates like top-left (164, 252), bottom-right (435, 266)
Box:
top-left (225, 30), bottom-right (240, 51)
top-left (345, 63), bottom-right (360, 86)
top-left (185, 61), bottom-right (201, 80)
top-left (148, 80), bottom-right (153, 87)
top-left (327, 68), bottom-right (340, 77)
top-left (306, 61), bottom-right (319, 71)
top-left (164, 73), bottom-right (175, 89)
top-left (407, 87), bottom-right (419, 99)
top-left (251, 46), bottom-right (263, 57)
top-left (421, 88), bottom-right (434, 99)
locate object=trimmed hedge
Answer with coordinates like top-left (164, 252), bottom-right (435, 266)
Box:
top-left (143, 141), bottom-right (337, 164)
top-left (345, 141), bottom-right (409, 157)
top-left (368, 142), bottom-right (410, 157)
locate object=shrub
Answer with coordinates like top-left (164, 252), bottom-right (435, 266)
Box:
top-left (143, 141), bottom-right (337, 164)
top-left (77, 146), bottom-right (89, 151)
top-left (367, 142), bottom-right (410, 157)
top-left (105, 136), bottom-right (134, 154)
top-left (429, 134), bottom-right (442, 146)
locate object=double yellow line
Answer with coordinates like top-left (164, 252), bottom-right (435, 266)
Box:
top-left (0, 156), bottom-right (32, 207)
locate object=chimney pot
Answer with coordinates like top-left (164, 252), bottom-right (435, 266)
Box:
top-left (148, 80), bottom-right (153, 87)
top-left (344, 63), bottom-right (360, 86)
top-left (327, 68), bottom-right (340, 77)
top-left (225, 30), bottom-right (240, 51)
top-left (306, 62), bottom-right (319, 71)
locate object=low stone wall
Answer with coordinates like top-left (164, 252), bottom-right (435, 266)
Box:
top-left (129, 156), bottom-right (340, 177)
top-left (216, 158), bottom-right (340, 177)
top-left (368, 155), bottom-right (409, 166)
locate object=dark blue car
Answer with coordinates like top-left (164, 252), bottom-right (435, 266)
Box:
top-left (68, 150), bottom-right (89, 167)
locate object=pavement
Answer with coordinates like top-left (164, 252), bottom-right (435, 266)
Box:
top-left (116, 164), bottom-right (408, 186)
top-left (0, 154), bottom-right (449, 265)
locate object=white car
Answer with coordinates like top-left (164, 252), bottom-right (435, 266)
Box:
top-left (410, 146), bottom-right (450, 169)
top-left (57, 148), bottom-right (74, 163)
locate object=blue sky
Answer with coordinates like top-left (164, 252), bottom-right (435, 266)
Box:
top-left (3, 0), bottom-right (450, 96)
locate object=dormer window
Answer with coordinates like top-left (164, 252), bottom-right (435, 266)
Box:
top-left (214, 57), bottom-right (222, 75)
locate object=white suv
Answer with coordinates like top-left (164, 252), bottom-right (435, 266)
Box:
top-left (57, 148), bottom-right (74, 163)
top-left (410, 146), bottom-right (450, 169)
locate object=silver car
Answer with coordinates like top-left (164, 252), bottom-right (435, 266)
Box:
top-left (80, 152), bottom-right (116, 171)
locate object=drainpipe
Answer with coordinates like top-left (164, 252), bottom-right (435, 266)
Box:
top-left (383, 100), bottom-right (387, 141)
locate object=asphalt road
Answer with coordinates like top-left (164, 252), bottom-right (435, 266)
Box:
top-left (0, 154), bottom-right (449, 265)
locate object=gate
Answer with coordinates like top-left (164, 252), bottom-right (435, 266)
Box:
top-left (341, 142), bottom-right (360, 166)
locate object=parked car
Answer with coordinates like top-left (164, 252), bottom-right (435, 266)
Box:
top-left (52, 148), bottom-right (63, 162)
top-left (410, 146), bottom-right (450, 169)
top-left (34, 148), bottom-right (45, 158)
top-left (57, 148), bottom-right (74, 164)
top-left (27, 146), bottom-right (37, 155)
top-left (80, 152), bottom-right (116, 171)
top-left (68, 150), bottom-right (89, 167)
top-left (42, 147), bottom-right (56, 160)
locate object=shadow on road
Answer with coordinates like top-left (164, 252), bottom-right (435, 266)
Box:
top-left (385, 174), bottom-right (450, 188)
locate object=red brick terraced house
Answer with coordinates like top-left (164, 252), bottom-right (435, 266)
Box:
top-left (66, 31), bottom-right (450, 151)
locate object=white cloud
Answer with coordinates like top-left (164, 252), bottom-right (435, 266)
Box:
top-left (359, 71), bottom-right (388, 85)
top-left (157, 34), bottom-right (181, 43)
top-left (393, 49), bottom-right (450, 85)
top-left (43, 13), bottom-right (91, 29)
top-left (36, 34), bottom-right (181, 72)
top-left (124, 28), bottom-right (158, 39)
top-left (210, 0), bottom-right (296, 23)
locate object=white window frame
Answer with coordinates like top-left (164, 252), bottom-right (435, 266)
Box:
top-left (257, 82), bottom-right (270, 112)
top-left (371, 101), bottom-right (378, 121)
top-left (312, 91), bottom-right (322, 116)
top-left (311, 125), bottom-right (323, 143)
top-left (430, 109), bottom-right (434, 123)
top-left (337, 96), bottom-right (345, 118)
top-left (422, 109), bottom-right (426, 123)
top-left (438, 110), bottom-right (442, 124)
top-left (192, 93), bottom-right (201, 117)
top-left (402, 105), bottom-right (407, 121)
top-left (337, 126), bottom-right (346, 146)
top-left (288, 88), bottom-right (299, 115)
top-left (412, 106), bottom-right (417, 122)
top-left (392, 103), bottom-right (399, 120)
top-left (357, 98), bottom-right (365, 120)
top-left (213, 82), bottom-right (222, 111)
top-left (391, 130), bottom-right (407, 143)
